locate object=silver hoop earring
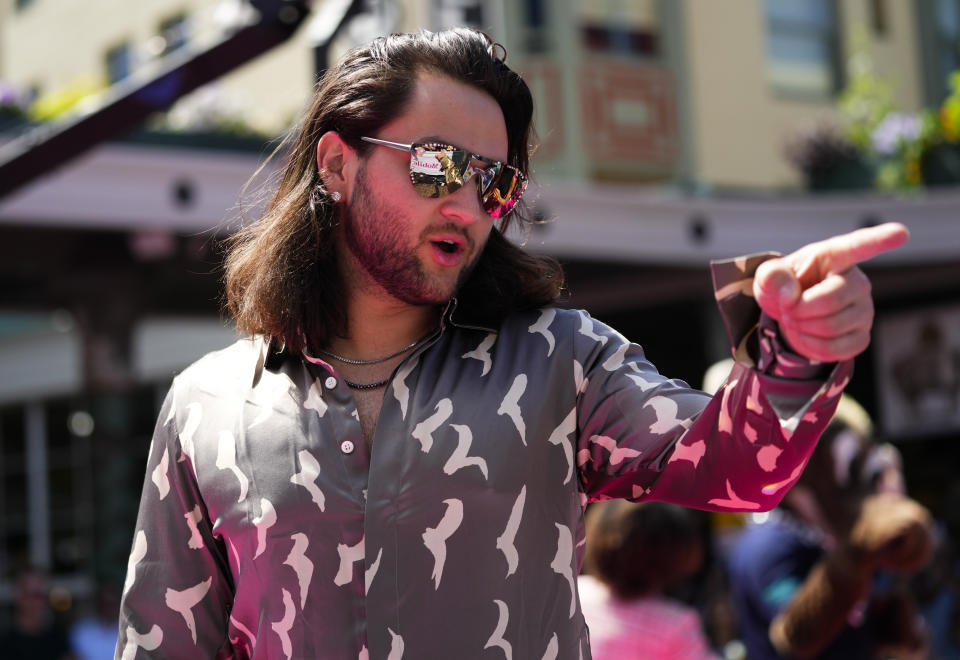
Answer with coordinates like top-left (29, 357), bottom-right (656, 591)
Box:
top-left (330, 191), bottom-right (342, 202)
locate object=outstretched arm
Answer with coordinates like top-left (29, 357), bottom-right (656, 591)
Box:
top-left (769, 493), bottom-right (933, 658)
top-left (575, 224), bottom-right (910, 512)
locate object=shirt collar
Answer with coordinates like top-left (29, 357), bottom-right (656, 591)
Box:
top-left (251, 297), bottom-right (499, 386)
top-left (444, 297), bottom-right (499, 333)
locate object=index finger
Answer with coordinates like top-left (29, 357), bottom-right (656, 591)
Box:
top-left (813, 222), bottom-right (910, 275)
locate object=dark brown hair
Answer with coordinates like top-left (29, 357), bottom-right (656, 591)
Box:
top-left (584, 500), bottom-right (704, 600)
top-left (224, 28), bottom-right (563, 352)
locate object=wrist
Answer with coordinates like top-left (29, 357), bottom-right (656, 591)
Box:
top-left (828, 544), bottom-right (876, 584)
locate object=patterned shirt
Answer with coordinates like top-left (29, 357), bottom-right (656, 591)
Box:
top-left (116, 255), bottom-right (852, 660)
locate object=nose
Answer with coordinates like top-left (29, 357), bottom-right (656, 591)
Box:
top-left (438, 178), bottom-right (487, 226)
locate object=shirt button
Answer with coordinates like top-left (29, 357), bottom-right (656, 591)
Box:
top-left (325, 376), bottom-right (337, 389)
top-left (340, 440), bottom-right (355, 454)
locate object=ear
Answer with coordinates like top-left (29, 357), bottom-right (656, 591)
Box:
top-left (316, 131), bottom-right (358, 202)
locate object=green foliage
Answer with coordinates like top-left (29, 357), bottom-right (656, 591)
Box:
top-left (941, 71), bottom-right (960, 142)
top-left (837, 25), bottom-right (895, 149)
top-left (28, 77), bottom-right (108, 121)
top-left (788, 24), bottom-right (960, 192)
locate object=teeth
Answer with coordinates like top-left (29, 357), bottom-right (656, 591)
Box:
top-left (436, 240), bottom-right (458, 253)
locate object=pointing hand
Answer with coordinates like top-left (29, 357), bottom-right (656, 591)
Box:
top-left (753, 223), bottom-right (909, 362)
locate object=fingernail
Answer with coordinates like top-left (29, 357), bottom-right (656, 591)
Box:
top-left (780, 281), bottom-right (799, 305)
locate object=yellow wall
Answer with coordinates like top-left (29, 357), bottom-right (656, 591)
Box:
top-left (839, 0), bottom-right (923, 108)
top-left (683, 0), bottom-right (924, 189)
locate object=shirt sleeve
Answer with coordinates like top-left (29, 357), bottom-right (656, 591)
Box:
top-left (115, 383), bottom-right (235, 659)
top-left (575, 253), bottom-right (853, 511)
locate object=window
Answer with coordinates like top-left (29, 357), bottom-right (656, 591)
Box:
top-left (522, 0), bottom-right (550, 53)
top-left (765, 0), bottom-right (841, 97)
top-left (578, 0), bottom-right (660, 59)
top-left (431, 0), bottom-right (484, 29)
top-left (869, 0), bottom-right (889, 36)
top-left (105, 43), bottom-right (132, 84)
top-left (0, 387), bottom-right (159, 617)
top-left (918, 0), bottom-right (960, 104)
top-left (934, 0), bottom-right (960, 99)
top-left (158, 13), bottom-right (190, 56)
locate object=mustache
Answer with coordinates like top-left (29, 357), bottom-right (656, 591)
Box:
top-left (419, 223), bottom-right (474, 250)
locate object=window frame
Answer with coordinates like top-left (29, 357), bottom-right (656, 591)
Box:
top-left (764, 0), bottom-right (845, 101)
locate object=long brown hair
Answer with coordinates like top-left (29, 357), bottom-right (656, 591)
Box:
top-left (224, 28), bottom-right (563, 352)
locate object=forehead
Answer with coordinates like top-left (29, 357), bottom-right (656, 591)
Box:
top-left (382, 71), bottom-right (509, 162)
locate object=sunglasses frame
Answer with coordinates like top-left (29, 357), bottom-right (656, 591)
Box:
top-left (359, 136), bottom-right (527, 219)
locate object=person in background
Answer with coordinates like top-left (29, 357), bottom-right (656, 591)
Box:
top-left (0, 567), bottom-right (73, 660)
top-left (580, 499), bottom-right (720, 659)
top-left (70, 580), bottom-right (120, 660)
top-left (728, 394), bottom-right (934, 659)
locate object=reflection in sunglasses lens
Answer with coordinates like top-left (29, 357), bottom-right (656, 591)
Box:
top-left (406, 142), bottom-right (524, 218)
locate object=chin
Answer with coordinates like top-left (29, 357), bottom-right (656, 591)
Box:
top-left (397, 275), bottom-right (463, 307)
top-left (397, 285), bottom-right (458, 307)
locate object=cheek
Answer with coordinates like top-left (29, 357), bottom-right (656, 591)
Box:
top-left (464, 216), bottom-right (493, 247)
top-left (477, 221), bottom-right (494, 244)
top-left (355, 153), bottom-right (416, 205)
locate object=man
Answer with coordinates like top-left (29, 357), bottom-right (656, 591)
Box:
top-left (116, 28), bottom-right (909, 659)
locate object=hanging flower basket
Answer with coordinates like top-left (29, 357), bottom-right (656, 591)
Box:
top-left (785, 125), bottom-right (876, 192)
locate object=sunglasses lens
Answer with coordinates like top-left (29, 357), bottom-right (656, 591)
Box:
top-left (481, 167), bottom-right (526, 219)
top-left (410, 146), bottom-right (470, 198)
top-left (408, 143), bottom-right (525, 218)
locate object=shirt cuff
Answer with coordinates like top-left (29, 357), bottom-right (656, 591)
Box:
top-left (710, 253), bottom-right (826, 379)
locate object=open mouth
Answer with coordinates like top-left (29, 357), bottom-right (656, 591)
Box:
top-left (429, 238), bottom-right (466, 267)
top-left (433, 239), bottom-right (460, 254)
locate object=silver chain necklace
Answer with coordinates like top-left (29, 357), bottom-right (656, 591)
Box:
top-left (316, 335), bottom-right (428, 365)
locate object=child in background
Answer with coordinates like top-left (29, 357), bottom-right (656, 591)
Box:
top-left (579, 499), bottom-right (720, 659)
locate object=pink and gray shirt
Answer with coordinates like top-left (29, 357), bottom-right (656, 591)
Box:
top-left (116, 254), bottom-right (852, 659)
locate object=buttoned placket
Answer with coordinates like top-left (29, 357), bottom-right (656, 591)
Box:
top-left (271, 299), bottom-right (496, 654)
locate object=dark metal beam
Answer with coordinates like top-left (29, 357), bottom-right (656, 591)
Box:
top-left (0, 0), bottom-right (364, 200)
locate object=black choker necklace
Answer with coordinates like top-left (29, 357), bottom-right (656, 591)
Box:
top-left (343, 377), bottom-right (391, 390)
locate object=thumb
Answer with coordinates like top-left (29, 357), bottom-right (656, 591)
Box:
top-left (754, 259), bottom-right (800, 321)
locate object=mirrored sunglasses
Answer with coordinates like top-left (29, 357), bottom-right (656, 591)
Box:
top-left (360, 136), bottom-right (527, 219)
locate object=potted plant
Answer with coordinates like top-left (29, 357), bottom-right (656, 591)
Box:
top-left (785, 124), bottom-right (875, 192)
top-left (919, 72), bottom-right (960, 187)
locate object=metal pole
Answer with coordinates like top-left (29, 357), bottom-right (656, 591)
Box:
top-left (25, 402), bottom-right (50, 570)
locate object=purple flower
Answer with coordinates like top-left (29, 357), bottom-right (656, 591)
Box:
top-left (0, 81), bottom-right (34, 110)
top-left (871, 112), bottom-right (922, 155)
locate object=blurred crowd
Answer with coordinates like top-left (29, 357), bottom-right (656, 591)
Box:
top-left (0, 567), bottom-right (119, 660)
top-left (580, 374), bottom-right (960, 660)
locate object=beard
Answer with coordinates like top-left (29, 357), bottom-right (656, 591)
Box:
top-left (341, 164), bottom-right (484, 305)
